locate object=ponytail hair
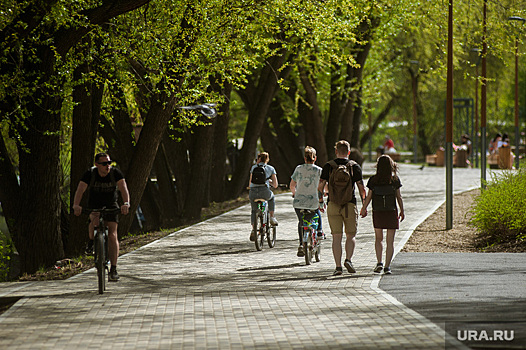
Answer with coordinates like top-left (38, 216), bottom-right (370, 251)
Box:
top-left (304, 146), bottom-right (316, 162)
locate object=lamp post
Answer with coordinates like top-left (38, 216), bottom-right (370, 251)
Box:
top-left (446, 0), bottom-right (453, 229)
top-left (410, 60), bottom-right (419, 164)
top-left (471, 48), bottom-right (481, 168)
top-left (508, 16), bottom-right (525, 169)
top-left (481, 0), bottom-right (487, 189)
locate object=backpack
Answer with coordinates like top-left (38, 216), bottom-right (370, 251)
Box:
top-left (328, 160), bottom-right (356, 206)
top-left (251, 164), bottom-right (268, 185)
top-left (372, 184), bottom-right (397, 211)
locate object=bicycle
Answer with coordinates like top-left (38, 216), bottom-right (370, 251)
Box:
top-left (300, 209), bottom-right (321, 265)
top-left (253, 198), bottom-right (277, 251)
top-left (83, 207), bottom-right (120, 294)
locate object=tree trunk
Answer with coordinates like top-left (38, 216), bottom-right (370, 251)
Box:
top-left (326, 63), bottom-right (343, 153)
top-left (68, 63), bottom-right (104, 256)
top-left (229, 49), bottom-right (293, 198)
top-left (359, 96), bottom-right (397, 149)
top-left (184, 121), bottom-right (215, 220)
top-left (153, 142), bottom-right (179, 227)
top-left (118, 90), bottom-right (179, 236)
top-left (298, 64), bottom-right (328, 164)
top-left (209, 80), bottom-right (232, 203)
top-left (16, 78), bottom-right (64, 272)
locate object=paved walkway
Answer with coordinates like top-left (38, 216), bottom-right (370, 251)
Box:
top-left (0, 163), bottom-right (497, 349)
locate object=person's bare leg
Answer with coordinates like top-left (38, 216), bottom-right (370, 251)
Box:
top-left (332, 233), bottom-right (343, 267)
top-left (106, 222), bottom-right (119, 266)
top-left (344, 233), bottom-right (356, 261)
top-left (375, 229), bottom-right (384, 263)
top-left (385, 229), bottom-right (396, 268)
top-left (88, 212), bottom-right (99, 240)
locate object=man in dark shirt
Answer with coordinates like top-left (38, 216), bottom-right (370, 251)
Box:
top-left (318, 140), bottom-right (366, 276)
top-left (73, 153), bottom-right (130, 281)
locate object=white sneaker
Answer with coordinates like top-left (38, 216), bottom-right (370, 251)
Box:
top-left (270, 217), bottom-right (278, 226)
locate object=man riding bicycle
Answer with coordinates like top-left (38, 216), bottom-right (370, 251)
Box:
top-left (73, 152), bottom-right (130, 281)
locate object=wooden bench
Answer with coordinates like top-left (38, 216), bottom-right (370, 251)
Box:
top-left (426, 148), bottom-right (468, 167)
top-left (453, 149), bottom-right (468, 167)
top-left (487, 147), bottom-right (513, 169)
top-left (376, 151), bottom-right (401, 162)
top-left (426, 154), bottom-right (437, 165)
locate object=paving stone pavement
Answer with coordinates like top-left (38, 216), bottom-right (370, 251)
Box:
top-left (0, 163), bottom-right (499, 349)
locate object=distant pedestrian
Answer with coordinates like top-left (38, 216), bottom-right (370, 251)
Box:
top-left (290, 146), bottom-right (324, 258)
top-left (383, 135), bottom-right (396, 154)
top-left (318, 140), bottom-right (366, 276)
top-left (360, 155), bottom-right (405, 275)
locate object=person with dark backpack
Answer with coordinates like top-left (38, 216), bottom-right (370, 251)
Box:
top-left (248, 152), bottom-right (279, 241)
top-left (318, 140), bottom-right (366, 276)
top-left (360, 155), bottom-right (405, 275)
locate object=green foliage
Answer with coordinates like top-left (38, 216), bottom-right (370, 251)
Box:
top-left (0, 233), bottom-right (12, 281)
top-left (470, 167), bottom-right (526, 247)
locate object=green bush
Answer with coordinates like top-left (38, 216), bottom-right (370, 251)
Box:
top-left (0, 236), bottom-right (12, 281)
top-left (470, 168), bottom-right (526, 246)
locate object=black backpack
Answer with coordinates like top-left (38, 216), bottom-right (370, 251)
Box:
top-left (372, 184), bottom-right (397, 211)
top-left (251, 164), bottom-right (268, 185)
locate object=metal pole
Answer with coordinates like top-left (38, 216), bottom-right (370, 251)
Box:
top-left (368, 111), bottom-right (372, 162)
top-left (412, 75), bottom-right (418, 164)
top-left (515, 38), bottom-right (520, 169)
top-left (446, 0), bottom-right (454, 230)
top-left (508, 16), bottom-right (526, 168)
top-left (475, 64), bottom-right (479, 168)
top-left (481, 0), bottom-right (487, 189)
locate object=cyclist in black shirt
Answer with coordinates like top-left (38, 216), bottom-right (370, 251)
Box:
top-left (73, 153), bottom-right (130, 281)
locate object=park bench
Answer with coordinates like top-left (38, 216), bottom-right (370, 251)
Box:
top-left (426, 147), bottom-right (469, 167)
top-left (488, 146), bottom-right (513, 169)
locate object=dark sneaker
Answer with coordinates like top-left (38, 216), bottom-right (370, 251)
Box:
top-left (374, 263), bottom-right (383, 273)
top-left (297, 245), bottom-right (304, 257)
top-left (109, 269), bottom-right (119, 281)
top-left (317, 231), bottom-right (325, 239)
top-left (333, 267), bottom-right (343, 276)
top-left (384, 267), bottom-right (392, 275)
top-left (249, 230), bottom-right (256, 242)
top-left (344, 259), bottom-right (356, 273)
top-left (85, 240), bottom-right (94, 255)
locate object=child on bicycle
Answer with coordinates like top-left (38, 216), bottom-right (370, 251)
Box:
top-left (360, 154), bottom-right (405, 275)
top-left (290, 146), bottom-right (324, 257)
top-left (249, 152), bottom-right (279, 241)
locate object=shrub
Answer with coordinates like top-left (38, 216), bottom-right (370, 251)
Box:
top-left (470, 168), bottom-right (526, 246)
top-left (0, 236), bottom-right (12, 281)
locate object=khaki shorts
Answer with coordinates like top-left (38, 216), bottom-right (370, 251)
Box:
top-left (327, 202), bottom-right (358, 236)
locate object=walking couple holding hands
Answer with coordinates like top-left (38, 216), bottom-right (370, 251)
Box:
top-left (290, 140), bottom-right (405, 276)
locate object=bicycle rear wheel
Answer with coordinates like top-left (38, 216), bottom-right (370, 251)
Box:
top-left (303, 229), bottom-right (313, 265)
top-left (95, 229), bottom-right (106, 294)
top-left (255, 215), bottom-right (263, 251)
top-left (267, 226), bottom-right (276, 248)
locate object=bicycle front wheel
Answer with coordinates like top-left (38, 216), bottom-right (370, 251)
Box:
top-left (255, 215), bottom-right (263, 251)
top-left (95, 230), bottom-right (106, 294)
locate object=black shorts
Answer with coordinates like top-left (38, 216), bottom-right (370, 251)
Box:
top-left (89, 204), bottom-right (120, 223)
